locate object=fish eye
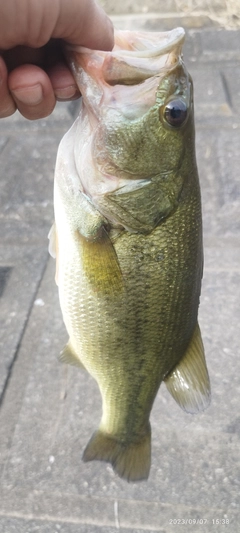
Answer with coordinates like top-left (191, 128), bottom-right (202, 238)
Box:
top-left (163, 98), bottom-right (188, 127)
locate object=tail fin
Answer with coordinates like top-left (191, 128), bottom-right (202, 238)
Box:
top-left (82, 426), bottom-right (151, 482)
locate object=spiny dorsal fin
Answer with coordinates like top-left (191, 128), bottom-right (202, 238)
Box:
top-left (59, 340), bottom-right (85, 369)
top-left (164, 323), bottom-right (211, 414)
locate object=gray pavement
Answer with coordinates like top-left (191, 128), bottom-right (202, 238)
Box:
top-left (0, 9), bottom-right (240, 533)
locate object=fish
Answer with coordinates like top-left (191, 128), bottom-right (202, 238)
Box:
top-left (49, 27), bottom-right (211, 482)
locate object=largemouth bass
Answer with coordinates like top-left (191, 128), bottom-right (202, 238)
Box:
top-left (49, 28), bottom-right (211, 482)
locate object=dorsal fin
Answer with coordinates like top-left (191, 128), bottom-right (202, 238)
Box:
top-left (164, 323), bottom-right (211, 414)
top-left (48, 222), bottom-right (59, 285)
top-left (48, 223), bottom-right (57, 258)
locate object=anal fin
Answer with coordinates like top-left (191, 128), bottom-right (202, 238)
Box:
top-left (59, 340), bottom-right (85, 370)
top-left (164, 323), bottom-right (211, 414)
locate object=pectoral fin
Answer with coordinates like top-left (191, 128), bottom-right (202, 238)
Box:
top-left (59, 340), bottom-right (85, 369)
top-left (164, 323), bottom-right (211, 414)
top-left (78, 228), bottom-right (124, 296)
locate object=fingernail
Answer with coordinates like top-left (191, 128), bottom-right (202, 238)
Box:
top-left (12, 84), bottom-right (43, 105)
top-left (55, 85), bottom-right (79, 101)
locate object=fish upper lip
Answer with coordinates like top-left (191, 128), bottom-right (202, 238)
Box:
top-left (65, 27), bottom-right (185, 59)
top-left (113, 27), bottom-right (185, 58)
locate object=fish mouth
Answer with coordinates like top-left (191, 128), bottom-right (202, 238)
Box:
top-left (65, 28), bottom-right (185, 87)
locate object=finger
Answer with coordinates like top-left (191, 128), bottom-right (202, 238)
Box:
top-left (3, 43), bottom-right (80, 104)
top-left (0, 56), bottom-right (16, 117)
top-left (0, 0), bottom-right (114, 52)
top-left (1, 46), bottom-right (45, 72)
top-left (8, 64), bottom-right (56, 120)
top-left (54, 0), bottom-right (114, 51)
top-left (47, 62), bottom-right (80, 101)
top-left (83, 1), bottom-right (114, 51)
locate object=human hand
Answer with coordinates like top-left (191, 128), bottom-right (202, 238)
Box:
top-left (0, 0), bottom-right (113, 120)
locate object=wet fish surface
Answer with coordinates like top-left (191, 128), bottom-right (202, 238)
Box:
top-left (49, 28), bottom-right (211, 482)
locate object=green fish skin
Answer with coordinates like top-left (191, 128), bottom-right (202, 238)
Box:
top-left (49, 28), bottom-right (211, 482)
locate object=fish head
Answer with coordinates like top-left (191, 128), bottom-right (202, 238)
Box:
top-left (64, 29), bottom-right (195, 232)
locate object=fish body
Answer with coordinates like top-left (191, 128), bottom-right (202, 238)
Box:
top-left (50, 28), bottom-right (210, 482)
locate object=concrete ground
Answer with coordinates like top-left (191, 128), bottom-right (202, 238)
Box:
top-left (0, 5), bottom-right (240, 533)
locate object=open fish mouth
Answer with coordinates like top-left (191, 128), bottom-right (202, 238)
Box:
top-left (65, 27), bottom-right (185, 88)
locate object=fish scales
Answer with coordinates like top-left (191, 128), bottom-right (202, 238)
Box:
top-left (50, 28), bottom-right (211, 482)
